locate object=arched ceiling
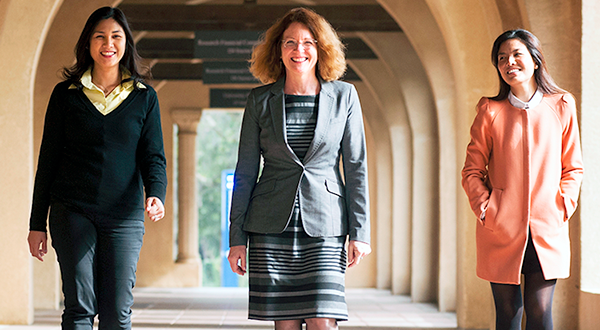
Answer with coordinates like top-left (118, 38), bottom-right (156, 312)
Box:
top-left (117, 0), bottom-right (402, 81)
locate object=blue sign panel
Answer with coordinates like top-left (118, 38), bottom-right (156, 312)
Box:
top-left (194, 31), bottom-right (261, 59)
top-left (221, 169), bottom-right (238, 287)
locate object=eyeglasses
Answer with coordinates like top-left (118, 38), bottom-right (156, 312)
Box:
top-left (281, 38), bottom-right (317, 50)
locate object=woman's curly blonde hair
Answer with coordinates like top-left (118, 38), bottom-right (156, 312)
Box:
top-left (249, 7), bottom-right (347, 84)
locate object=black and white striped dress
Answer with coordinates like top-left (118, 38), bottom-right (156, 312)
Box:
top-left (247, 94), bottom-right (349, 321)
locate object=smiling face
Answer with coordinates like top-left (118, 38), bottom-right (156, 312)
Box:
top-left (497, 38), bottom-right (538, 91)
top-left (280, 22), bottom-right (318, 79)
top-left (89, 18), bottom-right (126, 72)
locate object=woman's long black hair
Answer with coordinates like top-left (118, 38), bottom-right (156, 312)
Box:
top-left (490, 29), bottom-right (564, 100)
top-left (62, 6), bottom-right (149, 89)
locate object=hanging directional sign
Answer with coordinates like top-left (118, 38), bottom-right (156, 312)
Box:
top-left (194, 31), bottom-right (261, 59)
top-left (210, 89), bottom-right (252, 108)
top-left (203, 61), bottom-right (259, 84)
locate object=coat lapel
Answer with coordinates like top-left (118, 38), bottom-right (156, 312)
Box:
top-left (269, 79), bottom-right (302, 164)
top-left (303, 79), bottom-right (333, 163)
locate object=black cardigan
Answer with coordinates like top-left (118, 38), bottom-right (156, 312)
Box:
top-left (29, 81), bottom-right (167, 231)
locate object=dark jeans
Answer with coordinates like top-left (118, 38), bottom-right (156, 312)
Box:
top-left (49, 202), bottom-right (145, 330)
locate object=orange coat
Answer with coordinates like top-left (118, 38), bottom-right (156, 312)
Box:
top-left (462, 93), bottom-right (583, 284)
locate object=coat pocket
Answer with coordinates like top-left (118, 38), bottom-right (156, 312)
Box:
top-left (325, 179), bottom-right (347, 233)
top-left (325, 179), bottom-right (345, 198)
top-left (483, 188), bottom-right (503, 232)
top-left (556, 191), bottom-right (568, 227)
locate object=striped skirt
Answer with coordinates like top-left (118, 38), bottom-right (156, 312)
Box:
top-left (247, 206), bottom-right (348, 321)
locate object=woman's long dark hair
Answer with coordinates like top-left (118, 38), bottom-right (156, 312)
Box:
top-left (62, 6), bottom-right (149, 89)
top-left (490, 29), bottom-right (564, 100)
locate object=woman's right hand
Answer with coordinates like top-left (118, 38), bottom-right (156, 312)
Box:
top-left (227, 245), bottom-right (247, 275)
top-left (27, 230), bottom-right (48, 262)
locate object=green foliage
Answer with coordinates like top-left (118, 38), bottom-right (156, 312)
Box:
top-left (196, 110), bottom-right (243, 287)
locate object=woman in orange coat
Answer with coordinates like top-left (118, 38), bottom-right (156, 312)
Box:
top-left (462, 29), bottom-right (583, 330)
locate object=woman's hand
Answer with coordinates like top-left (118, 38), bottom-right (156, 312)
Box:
top-left (146, 197), bottom-right (165, 222)
top-left (28, 230), bottom-right (48, 262)
top-left (347, 240), bottom-right (371, 268)
top-left (228, 245), bottom-right (247, 275)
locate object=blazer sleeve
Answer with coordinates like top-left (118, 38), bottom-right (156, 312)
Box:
top-left (29, 84), bottom-right (66, 232)
top-left (461, 97), bottom-right (494, 222)
top-left (229, 90), bottom-right (261, 247)
top-left (341, 85), bottom-right (370, 244)
top-left (558, 93), bottom-right (584, 219)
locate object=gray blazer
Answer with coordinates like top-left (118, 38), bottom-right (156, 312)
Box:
top-left (228, 77), bottom-right (370, 247)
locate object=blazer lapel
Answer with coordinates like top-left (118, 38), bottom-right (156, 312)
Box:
top-left (303, 80), bottom-right (333, 163)
top-left (269, 79), bottom-right (302, 164)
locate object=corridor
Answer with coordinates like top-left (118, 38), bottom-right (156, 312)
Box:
top-left (4, 0), bottom-right (600, 329)
top-left (1, 288), bottom-right (456, 330)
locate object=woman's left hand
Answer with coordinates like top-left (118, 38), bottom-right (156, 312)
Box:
top-left (347, 240), bottom-right (371, 268)
top-left (146, 197), bottom-right (165, 222)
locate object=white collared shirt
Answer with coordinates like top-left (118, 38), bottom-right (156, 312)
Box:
top-left (508, 88), bottom-right (543, 110)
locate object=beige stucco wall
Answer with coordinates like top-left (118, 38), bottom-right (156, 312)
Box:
top-left (377, 0), bottom-right (465, 313)
top-left (347, 81), bottom-right (381, 289)
top-left (579, 0), bottom-right (600, 328)
top-left (353, 30), bottom-right (440, 303)
top-left (580, 0), bottom-right (600, 296)
top-left (351, 54), bottom-right (413, 296)
top-left (0, 0), bottom-right (61, 324)
top-left (0, 0), bottom-right (62, 324)
top-left (352, 80), bottom-right (393, 291)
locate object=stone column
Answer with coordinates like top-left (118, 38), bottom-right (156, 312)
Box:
top-left (171, 109), bottom-right (203, 264)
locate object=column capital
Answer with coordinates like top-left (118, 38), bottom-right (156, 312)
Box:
top-left (171, 108), bottom-right (203, 133)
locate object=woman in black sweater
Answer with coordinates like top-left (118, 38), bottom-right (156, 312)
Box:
top-left (27, 7), bottom-right (167, 330)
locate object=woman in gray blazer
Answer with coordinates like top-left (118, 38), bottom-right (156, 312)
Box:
top-left (227, 7), bottom-right (370, 330)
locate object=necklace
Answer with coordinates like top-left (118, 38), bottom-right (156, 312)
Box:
top-left (91, 69), bottom-right (122, 96)
top-left (95, 81), bottom-right (120, 96)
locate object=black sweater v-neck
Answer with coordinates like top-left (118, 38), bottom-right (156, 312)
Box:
top-left (30, 81), bottom-right (167, 231)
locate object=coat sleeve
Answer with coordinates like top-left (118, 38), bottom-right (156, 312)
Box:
top-left (461, 97), bottom-right (494, 223)
top-left (228, 90), bottom-right (261, 247)
top-left (341, 85), bottom-right (370, 244)
top-left (137, 88), bottom-right (167, 204)
top-left (558, 93), bottom-right (584, 219)
top-left (29, 84), bottom-right (66, 232)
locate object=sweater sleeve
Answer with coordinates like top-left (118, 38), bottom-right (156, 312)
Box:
top-left (29, 84), bottom-right (66, 232)
top-left (137, 88), bottom-right (167, 204)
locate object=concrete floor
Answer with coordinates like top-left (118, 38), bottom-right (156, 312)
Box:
top-left (0, 287), bottom-right (457, 330)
